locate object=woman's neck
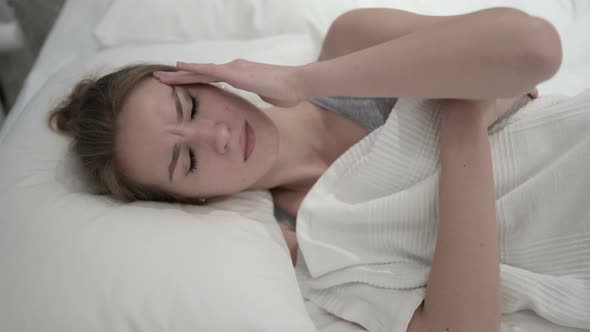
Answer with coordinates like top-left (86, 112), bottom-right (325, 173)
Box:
top-left (251, 103), bottom-right (331, 192)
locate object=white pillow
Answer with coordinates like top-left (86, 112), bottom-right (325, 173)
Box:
top-left (0, 35), bottom-right (318, 332)
top-left (94, 0), bottom-right (358, 48)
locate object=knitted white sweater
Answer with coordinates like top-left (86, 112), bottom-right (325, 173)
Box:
top-left (295, 91), bottom-right (590, 332)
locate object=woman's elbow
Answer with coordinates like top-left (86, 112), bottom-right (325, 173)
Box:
top-left (488, 8), bottom-right (562, 88)
top-left (519, 15), bottom-right (563, 84)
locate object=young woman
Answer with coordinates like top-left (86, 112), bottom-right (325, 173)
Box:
top-left (49, 8), bottom-right (562, 332)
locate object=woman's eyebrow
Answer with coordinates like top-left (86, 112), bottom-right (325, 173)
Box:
top-left (169, 143), bottom-right (180, 183)
top-left (171, 86), bottom-right (183, 123)
top-left (168, 86), bottom-right (183, 182)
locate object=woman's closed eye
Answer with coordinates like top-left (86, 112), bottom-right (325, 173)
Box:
top-left (188, 148), bottom-right (197, 174)
top-left (187, 95), bottom-right (199, 174)
top-left (190, 96), bottom-right (199, 120)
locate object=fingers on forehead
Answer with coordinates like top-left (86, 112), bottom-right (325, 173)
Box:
top-left (177, 62), bottom-right (223, 77)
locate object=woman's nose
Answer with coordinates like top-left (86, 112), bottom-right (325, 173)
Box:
top-left (187, 120), bottom-right (230, 154)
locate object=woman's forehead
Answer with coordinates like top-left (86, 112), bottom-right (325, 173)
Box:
top-left (124, 78), bottom-right (175, 120)
top-left (116, 78), bottom-right (176, 187)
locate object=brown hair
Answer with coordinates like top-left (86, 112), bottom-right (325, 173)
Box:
top-left (48, 64), bottom-right (200, 204)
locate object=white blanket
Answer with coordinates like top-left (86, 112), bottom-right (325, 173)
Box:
top-left (295, 91), bottom-right (590, 332)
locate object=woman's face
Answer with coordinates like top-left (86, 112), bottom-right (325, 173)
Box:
top-left (115, 77), bottom-right (279, 200)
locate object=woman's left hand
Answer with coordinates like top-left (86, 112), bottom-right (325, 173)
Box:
top-left (154, 60), bottom-right (307, 108)
top-left (441, 88), bottom-right (538, 129)
top-left (278, 221), bottom-right (298, 266)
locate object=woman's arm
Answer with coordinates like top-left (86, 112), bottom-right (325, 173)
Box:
top-left (154, 9), bottom-right (559, 107)
top-left (303, 7), bottom-right (561, 100)
top-left (319, 8), bottom-right (460, 61)
top-left (414, 102), bottom-right (500, 332)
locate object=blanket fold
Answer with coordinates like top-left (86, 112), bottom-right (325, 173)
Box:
top-left (295, 91), bottom-right (590, 332)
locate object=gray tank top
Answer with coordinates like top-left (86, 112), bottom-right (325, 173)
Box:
top-left (274, 96), bottom-right (397, 228)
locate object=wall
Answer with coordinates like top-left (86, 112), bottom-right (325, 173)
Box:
top-left (0, 0), bottom-right (65, 111)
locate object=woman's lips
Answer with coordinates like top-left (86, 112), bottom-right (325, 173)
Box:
top-left (244, 122), bottom-right (255, 162)
top-left (242, 123), bottom-right (247, 162)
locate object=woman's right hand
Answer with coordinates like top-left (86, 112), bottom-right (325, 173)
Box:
top-left (153, 60), bottom-right (308, 108)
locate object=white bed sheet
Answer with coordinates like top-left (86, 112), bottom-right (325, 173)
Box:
top-left (5, 1), bottom-right (589, 331)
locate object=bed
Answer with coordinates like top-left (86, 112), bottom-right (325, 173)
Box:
top-left (1, 0), bottom-right (589, 331)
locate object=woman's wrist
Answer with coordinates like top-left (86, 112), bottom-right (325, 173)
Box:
top-left (439, 100), bottom-right (488, 136)
top-left (298, 61), bottom-right (327, 101)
